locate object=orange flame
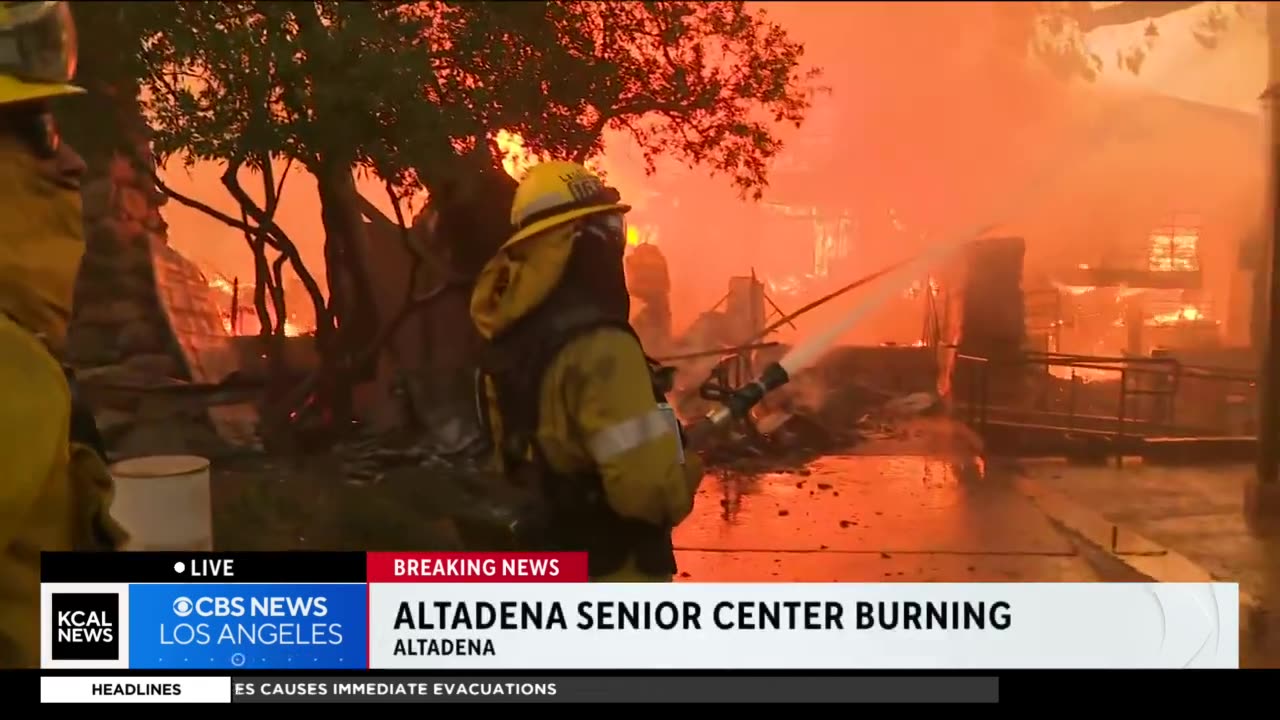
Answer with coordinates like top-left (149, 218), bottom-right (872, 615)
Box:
top-left (1149, 305), bottom-right (1204, 326)
top-left (206, 275), bottom-right (312, 337)
top-left (495, 130), bottom-right (537, 179)
top-left (494, 129), bottom-right (606, 179)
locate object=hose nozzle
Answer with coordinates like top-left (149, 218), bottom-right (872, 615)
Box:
top-left (705, 361), bottom-right (790, 426)
top-left (684, 361), bottom-right (792, 449)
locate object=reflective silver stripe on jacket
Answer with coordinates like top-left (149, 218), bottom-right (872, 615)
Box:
top-left (588, 407), bottom-right (676, 463)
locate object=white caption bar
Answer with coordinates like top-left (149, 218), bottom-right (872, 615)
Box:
top-left (368, 582), bottom-right (1240, 669)
top-left (41, 676), bottom-right (232, 704)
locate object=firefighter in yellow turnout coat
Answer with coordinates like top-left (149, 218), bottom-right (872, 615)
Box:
top-left (471, 162), bottom-right (703, 582)
top-left (0, 1), bottom-right (127, 669)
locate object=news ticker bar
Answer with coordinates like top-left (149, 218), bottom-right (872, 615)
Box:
top-left (41, 675), bottom-right (999, 703)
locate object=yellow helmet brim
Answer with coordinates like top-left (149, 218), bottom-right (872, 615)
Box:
top-left (503, 202), bottom-right (631, 250)
top-left (0, 74), bottom-right (84, 105)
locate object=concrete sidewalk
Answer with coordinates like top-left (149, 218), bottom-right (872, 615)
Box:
top-left (673, 451), bottom-right (1140, 584)
top-left (1014, 460), bottom-right (1280, 667)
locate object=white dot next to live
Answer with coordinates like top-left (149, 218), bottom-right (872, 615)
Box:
top-left (173, 562), bottom-right (185, 574)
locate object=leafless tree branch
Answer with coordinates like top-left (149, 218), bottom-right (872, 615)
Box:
top-left (150, 169), bottom-right (258, 235)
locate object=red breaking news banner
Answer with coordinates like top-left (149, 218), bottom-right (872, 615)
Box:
top-left (365, 551), bottom-right (589, 582)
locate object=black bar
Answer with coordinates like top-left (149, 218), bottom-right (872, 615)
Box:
top-left (12, 671), bottom-right (1277, 705)
top-left (230, 675), bottom-right (997, 703)
top-left (40, 552), bottom-right (367, 583)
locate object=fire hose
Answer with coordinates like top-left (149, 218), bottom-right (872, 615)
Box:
top-left (681, 230), bottom-right (987, 450)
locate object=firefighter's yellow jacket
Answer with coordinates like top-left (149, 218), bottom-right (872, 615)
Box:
top-left (0, 133), bottom-right (125, 668)
top-left (471, 223), bottom-right (702, 582)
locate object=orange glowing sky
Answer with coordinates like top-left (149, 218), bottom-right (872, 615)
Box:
top-left (159, 2), bottom-right (1267, 344)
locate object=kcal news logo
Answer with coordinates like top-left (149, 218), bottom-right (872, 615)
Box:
top-left (51, 593), bottom-right (120, 660)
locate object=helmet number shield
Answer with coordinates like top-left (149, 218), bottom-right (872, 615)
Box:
top-left (561, 170), bottom-right (605, 204)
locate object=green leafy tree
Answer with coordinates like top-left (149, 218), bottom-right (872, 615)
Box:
top-left (57, 2), bottom-right (322, 367)
top-left (132, 1), bottom-right (808, 404)
top-left (132, 1), bottom-right (460, 423)
top-left (75, 0), bottom-right (819, 426)
top-left (373, 1), bottom-right (821, 276)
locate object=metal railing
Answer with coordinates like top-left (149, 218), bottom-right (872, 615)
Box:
top-left (953, 349), bottom-right (1259, 453)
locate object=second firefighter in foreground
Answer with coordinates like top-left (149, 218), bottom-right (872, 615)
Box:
top-left (470, 161), bottom-right (702, 582)
top-left (0, 1), bottom-right (128, 668)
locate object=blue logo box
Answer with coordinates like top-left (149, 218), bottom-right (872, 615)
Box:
top-left (127, 583), bottom-right (367, 670)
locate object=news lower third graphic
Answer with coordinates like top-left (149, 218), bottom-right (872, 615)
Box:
top-left (128, 584), bottom-right (368, 670)
top-left (39, 551), bottom-right (1241, 672)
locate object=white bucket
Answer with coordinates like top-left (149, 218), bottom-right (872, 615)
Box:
top-left (108, 455), bottom-right (213, 552)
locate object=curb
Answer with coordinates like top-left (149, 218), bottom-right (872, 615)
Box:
top-left (1011, 475), bottom-right (1261, 621)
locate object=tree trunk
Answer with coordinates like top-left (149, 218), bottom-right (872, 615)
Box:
top-left (430, 159), bottom-right (518, 431)
top-left (252, 239), bottom-right (273, 338)
top-left (270, 254), bottom-right (289, 337)
top-left (313, 159), bottom-right (380, 424)
top-left (424, 158), bottom-right (519, 278)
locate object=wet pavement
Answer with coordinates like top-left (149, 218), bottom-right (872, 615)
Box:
top-left (1018, 462), bottom-right (1271, 594)
top-left (667, 415), bottom-right (1276, 665)
top-left (1016, 460), bottom-right (1280, 667)
top-left (673, 426), bottom-right (1140, 584)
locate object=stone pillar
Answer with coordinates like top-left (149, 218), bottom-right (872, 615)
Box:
top-left (68, 153), bottom-right (182, 376)
top-left (957, 237), bottom-right (1027, 359)
top-left (956, 237), bottom-right (1027, 405)
top-left (64, 149), bottom-right (229, 457)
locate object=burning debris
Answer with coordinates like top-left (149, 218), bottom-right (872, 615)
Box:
top-left (661, 243), bottom-right (959, 473)
top-left (696, 347), bottom-right (943, 473)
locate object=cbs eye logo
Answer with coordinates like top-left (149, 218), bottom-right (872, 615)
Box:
top-left (172, 597), bottom-right (194, 617)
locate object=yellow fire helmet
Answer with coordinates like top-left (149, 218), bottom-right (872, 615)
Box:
top-left (505, 161), bottom-right (630, 249)
top-left (0, 1), bottom-right (83, 106)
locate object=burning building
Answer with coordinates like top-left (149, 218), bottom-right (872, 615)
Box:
top-left (1010, 86), bottom-right (1264, 354)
